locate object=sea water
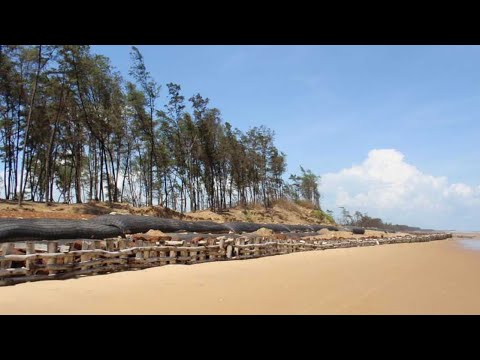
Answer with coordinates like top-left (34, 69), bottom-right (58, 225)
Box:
top-left (457, 239), bottom-right (480, 251)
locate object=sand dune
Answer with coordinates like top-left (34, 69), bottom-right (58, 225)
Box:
top-left (1, 235), bottom-right (479, 314)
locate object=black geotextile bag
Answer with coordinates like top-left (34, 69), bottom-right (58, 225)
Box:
top-left (282, 224), bottom-right (315, 232)
top-left (309, 224), bottom-right (339, 232)
top-left (91, 214), bottom-right (230, 234)
top-left (223, 222), bottom-right (263, 233)
top-left (0, 218), bottom-right (122, 243)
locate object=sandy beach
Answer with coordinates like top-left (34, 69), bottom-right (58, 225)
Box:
top-left (1, 233), bottom-right (479, 315)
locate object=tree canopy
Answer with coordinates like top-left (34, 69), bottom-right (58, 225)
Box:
top-left (0, 45), bottom-right (323, 213)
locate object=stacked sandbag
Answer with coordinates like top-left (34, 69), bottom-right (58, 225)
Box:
top-left (91, 215), bottom-right (230, 234)
top-left (0, 218), bottom-right (121, 243)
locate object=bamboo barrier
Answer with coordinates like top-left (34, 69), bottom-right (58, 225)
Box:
top-left (0, 233), bottom-right (452, 286)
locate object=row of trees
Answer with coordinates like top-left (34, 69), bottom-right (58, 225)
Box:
top-left (337, 207), bottom-right (423, 231)
top-left (0, 45), bottom-right (322, 213)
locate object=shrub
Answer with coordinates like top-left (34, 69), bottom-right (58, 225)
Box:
top-left (311, 209), bottom-right (335, 224)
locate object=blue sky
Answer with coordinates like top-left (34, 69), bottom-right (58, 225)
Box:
top-left (92, 45), bottom-right (480, 231)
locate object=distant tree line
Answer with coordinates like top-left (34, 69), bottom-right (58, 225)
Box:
top-left (0, 45), bottom-right (323, 213)
top-left (337, 207), bottom-right (423, 232)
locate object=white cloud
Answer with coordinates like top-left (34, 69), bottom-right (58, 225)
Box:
top-left (320, 149), bottom-right (480, 231)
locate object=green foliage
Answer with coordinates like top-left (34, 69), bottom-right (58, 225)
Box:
top-left (243, 210), bottom-right (254, 222)
top-left (294, 199), bottom-right (315, 209)
top-left (311, 209), bottom-right (335, 224)
top-left (285, 167), bottom-right (321, 209)
top-left (0, 45), bottom-right (319, 215)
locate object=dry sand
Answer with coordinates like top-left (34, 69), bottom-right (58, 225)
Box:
top-left (0, 199), bottom-right (335, 225)
top-left (1, 233), bottom-right (479, 315)
top-left (312, 229), bottom-right (408, 240)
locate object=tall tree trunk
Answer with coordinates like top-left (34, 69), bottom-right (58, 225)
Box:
top-left (107, 148), bottom-right (118, 203)
top-left (99, 147), bottom-right (104, 202)
top-left (120, 146), bottom-right (130, 203)
top-left (94, 142), bottom-right (99, 201)
top-left (74, 142), bottom-right (82, 203)
top-left (45, 88), bottom-right (63, 206)
top-left (103, 147), bottom-right (112, 205)
top-left (19, 45), bottom-right (42, 206)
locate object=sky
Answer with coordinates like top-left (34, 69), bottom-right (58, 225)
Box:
top-left (92, 45), bottom-right (480, 231)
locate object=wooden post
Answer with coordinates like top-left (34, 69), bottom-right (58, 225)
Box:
top-left (56, 249), bottom-right (65, 267)
top-left (135, 240), bottom-right (145, 267)
top-left (189, 249), bottom-right (197, 264)
top-left (135, 240), bottom-right (144, 262)
top-left (218, 238), bottom-right (225, 259)
top-left (180, 247), bottom-right (188, 264)
top-left (270, 240), bottom-right (276, 255)
top-left (270, 242), bottom-right (275, 255)
top-left (47, 241), bottom-right (58, 275)
top-left (150, 249), bottom-right (158, 265)
top-left (81, 240), bottom-right (90, 270)
top-left (89, 240), bottom-right (102, 273)
top-left (209, 247), bottom-right (216, 261)
top-left (143, 245), bottom-right (150, 262)
top-left (226, 245), bottom-right (233, 259)
top-left (118, 239), bottom-right (127, 268)
top-left (25, 242), bottom-right (35, 273)
top-left (159, 250), bottom-right (167, 265)
top-left (198, 248), bottom-right (206, 262)
top-left (253, 237), bottom-right (260, 257)
top-left (106, 239), bottom-right (115, 252)
top-left (169, 248), bottom-right (177, 264)
top-left (234, 238), bottom-right (243, 257)
top-left (240, 237), bottom-right (246, 258)
top-left (63, 247), bottom-right (73, 272)
top-left (1, 243), bottom-right (14, 269)
top-left (118, 239), bottom-right (126, 250)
